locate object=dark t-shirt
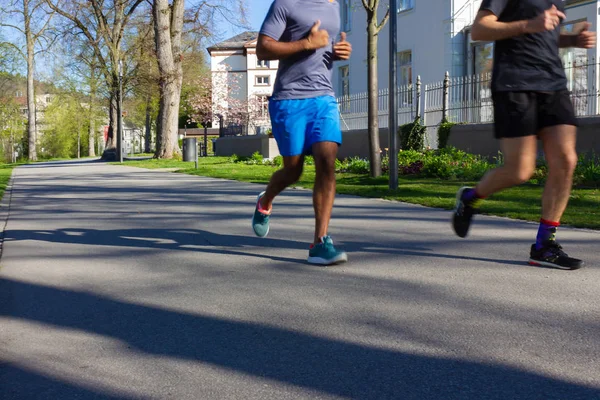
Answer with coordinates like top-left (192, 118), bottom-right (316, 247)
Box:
top-left (479, 0), bottom-right (567, 92)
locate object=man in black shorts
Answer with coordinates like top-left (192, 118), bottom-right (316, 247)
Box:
top-left (452, 0), bottom-right (596, 269)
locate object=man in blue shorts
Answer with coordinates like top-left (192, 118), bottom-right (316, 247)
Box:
top-left (452, 0), bottom-right (595, 269)
top-left (251, 0), bottom-right (352, 265)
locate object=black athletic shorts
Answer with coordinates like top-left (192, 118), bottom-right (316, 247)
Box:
top-left (492, 90), bottom-right (578, 139)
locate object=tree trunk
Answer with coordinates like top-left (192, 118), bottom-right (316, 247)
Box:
top-left (153, 0), bottom-right (184, 159)
top-left (145, 96), bottom-right (152, 153)
top-left (77, 119), bottom-right (81, 159)
top-left (107, 91), bottom-right (118, 149)
top-left (88, 67), bottom-right (97, 157)
top-left (367, 19), bottom-right (381, 177)
top-left (88, 114), bottom-right (96, 157)
top-left (24, 0), bottom-right (37, 161)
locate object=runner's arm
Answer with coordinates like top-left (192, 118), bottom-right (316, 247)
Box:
top-left (472, 6), bottom-right (565, 42)
top-left (471, 10), bottom-right (528, 41)
top-left (559, 33), bottom-right (578, 48)
top-left (256, 34), bottom-right (311, 60)
top-left (559, 22), bottom-right (596, 48)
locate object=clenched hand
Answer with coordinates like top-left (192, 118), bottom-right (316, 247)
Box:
top-left (333, 32), bottom-right (352, 60)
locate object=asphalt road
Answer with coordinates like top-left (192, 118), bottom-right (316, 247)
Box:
top-left (1, 159), bottom-right (599, 400)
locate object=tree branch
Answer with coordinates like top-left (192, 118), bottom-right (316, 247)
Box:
top-left (0, 22), bottom-right (26, 35)
top-left (0, 41), bottom-right (26, 60)
top-left (375, 7), bottom-right (390, 34)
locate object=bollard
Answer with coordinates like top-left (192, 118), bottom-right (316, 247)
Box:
top-left (182, 138), bottom-right (197, 164)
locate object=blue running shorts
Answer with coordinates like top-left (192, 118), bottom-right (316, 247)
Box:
top-left (268, 95), bottom-right (342, 157)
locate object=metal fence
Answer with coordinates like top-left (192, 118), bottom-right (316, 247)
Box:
top-left (338, 83), bottom-right (419, 131)
top-left (338, 58), bottom-right (599, 147)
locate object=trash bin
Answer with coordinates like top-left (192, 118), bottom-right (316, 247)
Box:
top-left (182, 138), bottom-right (197, 162)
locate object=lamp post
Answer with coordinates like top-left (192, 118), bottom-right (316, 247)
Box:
top-left (388, 0), bottom-right (399, 189)
top-left (118, 59), bottom-right (124, 163)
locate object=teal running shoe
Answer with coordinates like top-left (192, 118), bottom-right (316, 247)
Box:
top-left (252, 191), bottom-right (270, 237)
top-left (308, 236), bottom-right (348, 265)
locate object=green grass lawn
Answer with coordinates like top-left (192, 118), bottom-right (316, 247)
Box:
top-left (0, 164), bottom-right (16, 199)
top-left (119, 157), bottom-right (600, 230)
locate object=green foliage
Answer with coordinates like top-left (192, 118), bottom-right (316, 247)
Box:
top-left (377, 147), bottom-right (495, 180)
top-left (244, 151), bottom-right (264, 165)
top-left (41, 95), bottom-right (91, 159)
top-left (335, 157), bottom-right (370, 174)
top-left (437, 119), bottom-right (456, 149)
top-left (574, 154), bottom-right (600, 187)
top-left (0, 99), bottom-right (26, 163)
top-left (399, 117), bottom-right (426, 151)
top-left (304, 155), bottom-right (315, 165)
top-left (272, 155), bottom-right (283, 166)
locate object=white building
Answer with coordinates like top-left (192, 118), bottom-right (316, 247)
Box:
top-left (334, 0), bottom-right (599, 102)
top-left (207, 32), bottom-right (279, 135)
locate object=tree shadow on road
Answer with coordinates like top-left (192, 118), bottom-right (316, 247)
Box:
top-left (1, 278), bottom-right (598, 400)
top-left (0, 363), bottom-right (135, 400)
top-left (4, 228), bottom-right (527, 267)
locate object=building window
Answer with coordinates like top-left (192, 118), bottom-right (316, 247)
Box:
top-left (339, 65), bottom-right (350, 112)
top-left (341, 0), bottom-right (351, 32)
top-left (398, 0), bottom-right (414, 12)
top-left (397, 51), bottom-right (412, 86)
top-left (472, 42), bottom-right (494, 77)
top-left (257, 59), bottom-right (270, 68)
top-left (255, 76), bottom-right (270, 86)
top-left (257, 95), bottom-right (269, 118)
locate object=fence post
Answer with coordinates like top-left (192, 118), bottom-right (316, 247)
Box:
top-left (442, 71), bottom-right (449, 122)
top-left (423, 83), bottom-right (428, 128)
top-left (415, 75), bottom-right (421, 120)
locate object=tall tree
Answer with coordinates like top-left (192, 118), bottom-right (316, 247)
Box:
top-left (0, 0), bottom-right (56, 161)
top-left (360, 0), bottom-right (389, 177)
top-left (45, 0), bottom-right (144, 157)
top-left (127, 20), bottom-right (160, 153)
top-left (152, 0), bottom-right (184, 159)
top-left (151, 0), bottom-right (247, 158)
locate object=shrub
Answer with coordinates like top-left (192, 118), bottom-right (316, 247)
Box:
top-left (397, 149), bottom-right (425, 167)
top-left (304, 155), bottom-right (315, 165)
top-left (574, 154), bottom-right (600, 187)
top-left (272, 155), bottom-right (283, 166)
top-left (400, 160), bottom-right (424, 175)
top-left (345, 157), bottom-right (370, 174)
top-left (437, 119), bottom-right (456, 149)
top-left (244, 151), bottom-right (264, 165)
top-left (399, 117), bottom-right (426, 151)
top-left (228, 154), bottom-right (240, 163)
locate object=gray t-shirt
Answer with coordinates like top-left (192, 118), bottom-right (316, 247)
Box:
top-left (260, 0), bottom-right (340, 100)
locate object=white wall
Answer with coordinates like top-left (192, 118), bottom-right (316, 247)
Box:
top-left (334, 0), bottom-right (476, 147)
top-left (335, 0), bottom-right (599, 97)
top-left (210, 47), bottom-right (281, 132)
top-left (210, 50), bottom-right (248, 128)
top-left (246, 49), bottom-right (278, 132)
top-left (335, 0), bottom-right (473, 97)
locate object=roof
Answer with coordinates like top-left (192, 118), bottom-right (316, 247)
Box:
top-left (207, 31), bottom-right (258, 53)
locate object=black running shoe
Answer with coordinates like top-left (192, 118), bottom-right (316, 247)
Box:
top-left (529, 241), bottom-right (583, 270)
top-left (452, 186), bottom-right (479, 238)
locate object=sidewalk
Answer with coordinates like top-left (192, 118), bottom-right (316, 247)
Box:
top-left (1, 159), bottom-right (599, 399)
